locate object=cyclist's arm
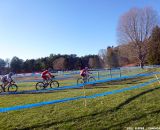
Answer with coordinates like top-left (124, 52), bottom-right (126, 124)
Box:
top-left (48, 72), bottom-right (52, 78)
top-left (88, 71), bottom-right (92, 74)
top-left (7, 77), bottom-right (12, 83)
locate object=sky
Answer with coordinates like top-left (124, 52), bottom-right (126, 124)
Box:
top-left (0, 0), bottom-right (160, 60)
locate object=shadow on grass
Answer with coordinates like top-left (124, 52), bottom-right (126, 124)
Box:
top-left (0, 90), bottom-right (68, 96)
top-left (104, 76), bottom-right (152, 85)
top-left (111, 86), bottom-right (160, 111)
top-left (74, 76), bottom-right (153, 90)
top-left (105, 109), bottom-right (160, 130)
top-left (84, 76), bottom-right (152, 89)
top-left (25, 90), bottom-right (68, 95)
top-left (17, 85), bottom-right (160, 130)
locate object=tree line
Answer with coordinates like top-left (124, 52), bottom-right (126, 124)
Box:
top-left (0, 54), bottom-right (103, 74)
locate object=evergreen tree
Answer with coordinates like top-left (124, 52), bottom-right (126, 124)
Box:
top-left (147, 26), bottom-right (160, 65)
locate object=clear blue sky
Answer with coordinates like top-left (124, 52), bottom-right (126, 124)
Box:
top-left (0, 0), bottom-right (160, 60)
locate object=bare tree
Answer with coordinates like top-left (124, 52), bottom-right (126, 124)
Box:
top-left (117, 7), bottom-right (159, 68)
top-left (98, 49), bottom-right (107, 67)
top-left (118, 44), bottom-right (139, 65)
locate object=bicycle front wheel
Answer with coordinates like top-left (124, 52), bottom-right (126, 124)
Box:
top-left (0, 85), bottom-right (3, 93)
top-left (88, 77), bottom-right (96, 82)
top-left (50, 81), bottom-right (59, 88)
top-left (36, 82), bottom-right (45, 90)
top-left (8, 84), bottom-right (18, 92)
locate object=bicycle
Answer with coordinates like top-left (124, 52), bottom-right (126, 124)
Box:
top-left (35, 76), bottom-right (59, 90)
top-left (77, 74), bottom-right (96, 85)
top-left (0, 80), bottom-right (18, 93)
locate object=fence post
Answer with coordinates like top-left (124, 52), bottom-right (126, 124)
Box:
top-left (155, 74), bottom-right (160, 84)
top-left (97, 71), bottom-right (100, 80)
top-left (83, 84), bottom-right (87, 107)
top-left (109, 69), bottom-right (112, 78)
top-left (119, 68), bottom-right (121, 78)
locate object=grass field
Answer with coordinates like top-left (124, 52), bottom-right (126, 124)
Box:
top-left (0, 68), bottom-right (160, 129)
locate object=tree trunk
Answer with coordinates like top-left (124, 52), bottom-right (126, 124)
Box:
top-left (140, 61), bottom-right (144, 69)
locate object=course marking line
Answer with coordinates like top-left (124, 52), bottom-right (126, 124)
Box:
top-left (0, 79), bottom-right (157, 113)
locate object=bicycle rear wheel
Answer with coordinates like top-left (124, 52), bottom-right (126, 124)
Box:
top-left (36, 82), bottom-right (45, 90)
top-left (8, 84), bottom-right (18, 92)
top-left (50, 81), bottom-right (59, 88)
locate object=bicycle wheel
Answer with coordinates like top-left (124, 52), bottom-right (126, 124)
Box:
top-left (0, 85), bottom-right (3, 93)
top-left (8, 84), bottom-right (18, 92)
top-left (77, 78), bottom-right (84, 85)
top-left (36, 82), bottom-right (45, 90)
top-left (88, 77), bottom-right (96, 82)
top-left (50, 81), bottom-right (59, 88)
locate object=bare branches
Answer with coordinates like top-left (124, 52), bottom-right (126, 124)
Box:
top-left (117, 7), bottom-right (159, 68)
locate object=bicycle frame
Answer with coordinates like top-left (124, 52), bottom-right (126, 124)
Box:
top-left (82, 75), bottom-right (91, 83)
top-left (43, 78), bottom-right (54, 88)
top-left (0, 81), bottom-right (15, 92)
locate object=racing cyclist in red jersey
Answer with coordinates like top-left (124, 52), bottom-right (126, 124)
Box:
top-left (41, 69), bottom-right (53, 81)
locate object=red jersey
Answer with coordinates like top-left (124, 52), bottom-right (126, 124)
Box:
top-left (41, 70), bottom-right (52, 77)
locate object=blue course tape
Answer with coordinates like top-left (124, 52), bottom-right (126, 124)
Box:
top-left (0, 79), bottom-right (158, 113)
top-left (0, 72), bottom-right (160, 95)
top-left (87, 79), bottom-right (157, 98)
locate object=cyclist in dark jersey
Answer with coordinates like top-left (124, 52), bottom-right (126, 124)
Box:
top-left (80, 67), bottom-right (91, 78)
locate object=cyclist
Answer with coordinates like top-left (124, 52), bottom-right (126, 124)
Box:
top-left (80, 67), bottom-right (92, 80)
top-left (1, 72), bottom-right (14, 89)
top-left (41, 69), bottom-right (53, 81)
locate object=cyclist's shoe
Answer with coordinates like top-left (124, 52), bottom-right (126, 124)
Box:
top-left (1, 85), bottom-right (6, 92)
top-left (2, 88), bottom-right (6, 92)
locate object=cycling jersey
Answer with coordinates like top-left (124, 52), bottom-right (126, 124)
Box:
top-left (80, 69), bottom-right (90, 77)
top-left (41, 70), bottom-right (52, 80)
top-left (1, 74), bottom-right (12, 83)
top-left (80, 69), bottom-right (86, 75)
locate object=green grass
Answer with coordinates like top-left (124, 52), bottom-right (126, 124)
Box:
top-left (0, 69), bottom-right (160, 129)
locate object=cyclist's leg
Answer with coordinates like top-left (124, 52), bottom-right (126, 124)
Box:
top-left (2, 82), bottom-right (8, 92)
top-left (42, 75), bottom-right (47, 81)
top-left (41, 75), bottom-right (47, 85)
top-left (1, 77), bottom-right (8, 91)
top-left (83, 74), bottom-right (87, 82)
top-left (80, 74), bottom-right (84, 79)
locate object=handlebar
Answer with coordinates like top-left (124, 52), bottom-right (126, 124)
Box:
top-left (51, 75), bottom-right (55, 78)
